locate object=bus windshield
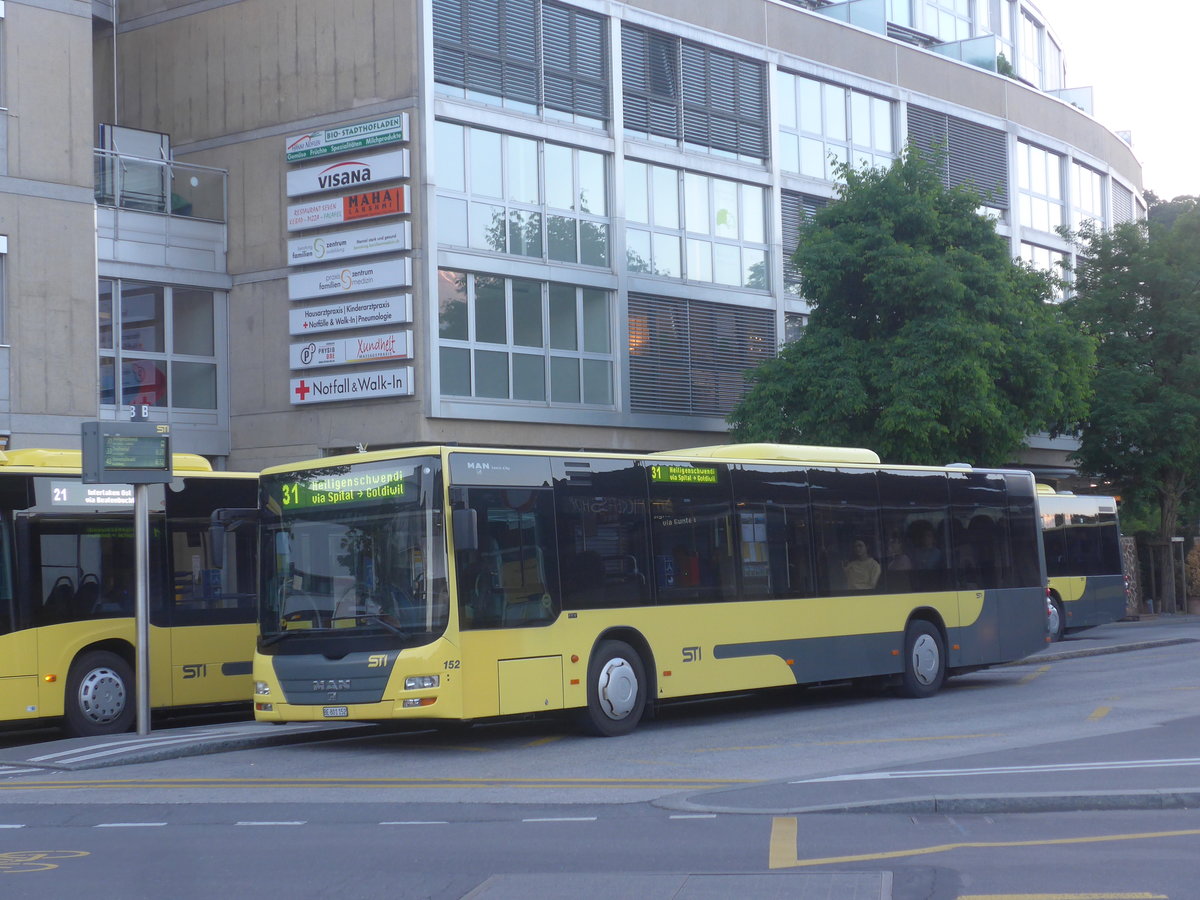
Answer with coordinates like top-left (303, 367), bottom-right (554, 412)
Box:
top-left (258, 456), bottom-right (447, 647)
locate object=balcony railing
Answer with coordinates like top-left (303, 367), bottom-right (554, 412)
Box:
top-left (94, 149), bottom-right (227, 223)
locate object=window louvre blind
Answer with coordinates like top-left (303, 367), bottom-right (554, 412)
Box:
top-left (628, 294), bottom-right (775, 416)
top-left (434, 0), bottom-right (608, 120)
top-left (622, 24), bottom-right (767, 158)
top-left (907, 106), bottom-right (1009, 208)
top-left (1111, 182), bottom-right (1133, 223)
top-left (542, 2), bottom-right (608, 120)
top-left (781, 190), bottom-right (828, 291)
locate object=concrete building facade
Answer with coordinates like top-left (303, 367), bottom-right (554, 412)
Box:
top-left (0, 0), bottom-right (1143, 473)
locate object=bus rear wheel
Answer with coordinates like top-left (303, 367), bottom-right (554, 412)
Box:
top-left (899, 621), bottom-right (945, 699)
top-left (64, 650), bottom-right (135, 737)
top-left (1047, 595), bottom-right (1065, 642)
top-left (581, 640), bottom-right (646, 737)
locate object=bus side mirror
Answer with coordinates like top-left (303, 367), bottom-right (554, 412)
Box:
top-left (453, 508), bottom-right (478, 552)
top-left (209, 507), bottom-right (259, 568)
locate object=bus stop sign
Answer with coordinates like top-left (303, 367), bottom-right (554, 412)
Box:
top-left (81, 421), bottom-right (172, 484)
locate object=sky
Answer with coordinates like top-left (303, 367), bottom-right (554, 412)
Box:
top-left (1031, 0), bottom-right (1198, 200)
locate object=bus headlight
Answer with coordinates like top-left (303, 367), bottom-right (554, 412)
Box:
top-left (405, 675), bottom-right (440, 690)
top-left (254, 681), bottom-right (271, 695)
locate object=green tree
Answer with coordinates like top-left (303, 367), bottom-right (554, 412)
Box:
top-left (1064, 210), bottom-right (1200, 612)
top-left (729, 151), bottom-right (1093, 466)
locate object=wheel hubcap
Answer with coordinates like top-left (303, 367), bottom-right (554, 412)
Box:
top-left (596, 657), bottom-right (638, 720)
top-left (911, 634), bottom-right (940, 686)
top-left (77, 667), bottom-right (127, 724)
top-left (1048, 604), bottom-right (1061, 637)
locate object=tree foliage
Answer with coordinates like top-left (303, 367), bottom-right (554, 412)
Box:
top-left (729, 151), bottom-right (1093, 466)
top-left (1063, 210), bottom-right (1200, 609)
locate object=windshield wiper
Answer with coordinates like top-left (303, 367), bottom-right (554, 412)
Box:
top-left (332, 613), bottom-right (405, 636)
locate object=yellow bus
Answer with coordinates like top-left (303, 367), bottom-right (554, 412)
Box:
top-left (0, 449), bottom-right (257, 736)
top-left (1037, 485), bottom-right (1127, 642)
top-left (252, 443), bottom-right (1048, 736)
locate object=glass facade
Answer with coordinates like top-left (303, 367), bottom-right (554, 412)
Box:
top-left (98, 280), bottom-right (220, 411)
top-left (438, 270), bottom-right (613, 406)
top-left (1018, 141), bottom-right (1065, 234)
top-left (625, 162), bottom-right (768, 289)
top-left (776, 72), bottom-right (895, 180)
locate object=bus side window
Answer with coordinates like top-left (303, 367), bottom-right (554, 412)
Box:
top-left (457, 488), bottom-right (559, 629)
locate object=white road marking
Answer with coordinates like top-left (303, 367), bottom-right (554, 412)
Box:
top-left (794, 757), bottom-right (1200, 783)
top-left (521, 817), bottom-right (597, 822)
top-left (380, 820), bottom-right (449, 825)
top-left (94, 822), bottom-right (168, 828)
top-left (235, 821), bottom-right (307, 826)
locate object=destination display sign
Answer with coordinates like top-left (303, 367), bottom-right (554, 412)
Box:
top-left (289, 294), bottom-right (412, 336)
top-left (287, 258), bottom-right (411, 301)
top-left (286, 149), bottom-right (409, 198)
top-left (649, 464), bottom-right (719, 484)
top-left (290, 330), bottom-right (412, 370)
top-left (287, 222), bottom-right (411, 266)
top-left (286, 186), bottom-right (410, 232)
top-left (285, 114), bottom-right (409, 162)
top-left (275, 468), bottom-right (410, 510)
top-left (49, 480), bottom-right (135, 508)
top-left (290, 367), bottom-right (414, 405)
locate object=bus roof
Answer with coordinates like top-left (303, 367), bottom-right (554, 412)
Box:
top-left (0, 448), bottom-right (216, 474)
top-left (652, 443), bottom-right (881, 465)
top-left (261, 442), bottom-right (901, 476)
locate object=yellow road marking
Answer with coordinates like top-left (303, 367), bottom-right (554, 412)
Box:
top-left (1020, 665), bottom-right (1051, 684)
top-left (769, 816), bottom-right (799, 870)
top-left (768, 818), bottom-right (1200, 869)
top-left (1089, 706), bottom-right (1112, 720)
top-left (524, 735), bottom-right (564, 748)
top-left (0, 850), bottom-right (89, 874)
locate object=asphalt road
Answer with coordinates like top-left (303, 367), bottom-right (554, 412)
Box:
top-left (1, 615), bottom-right (1198, 899)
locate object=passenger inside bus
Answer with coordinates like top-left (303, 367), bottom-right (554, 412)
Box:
top-left (843, 539), bottom-right (881, 591)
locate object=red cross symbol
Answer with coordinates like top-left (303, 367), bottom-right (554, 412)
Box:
top-left (294, 380), bottom-right (311, 401)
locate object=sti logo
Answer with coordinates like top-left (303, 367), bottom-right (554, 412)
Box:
top-left (367, 654), bottom-right (389, 668)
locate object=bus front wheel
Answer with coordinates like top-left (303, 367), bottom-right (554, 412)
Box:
top-left (899, 621), bottom-right (945, 699)
top-left (64, 650), bottom-right (136, 737)
top-left (581, 640), bottom-right (646, 737)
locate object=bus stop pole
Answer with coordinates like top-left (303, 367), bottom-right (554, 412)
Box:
top-left (134, 482), bottom-right (151, 735)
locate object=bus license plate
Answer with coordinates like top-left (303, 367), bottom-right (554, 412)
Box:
top-left (322, 706), bottom-right (349, 718)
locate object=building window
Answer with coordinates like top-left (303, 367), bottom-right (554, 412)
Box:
top-left (1112, 182), bottom-right (1134, 224)
top-left (436, 121), bottom-right (609, 266)
top-left (0, 237), bottom-right (6, 343)
top-left (98, 280), bottom-right (220, 410)
top-left (1020, 242), bottom-right (1067, 300)
top-left (1071, 163), bottom-right (1104, 232)
top-left (627, 294), bottom-right (774, 416)
top-left (784, 311), bottom-right (808, 344)
top-left (433, 0), bottom-right (609, 126)
top-left (625, 161), bottom-right (768, 289)
top-left (1018, 141), bottom-right (1064, 234)
top-left (1019, 12), bottom-right (1042, 88)
top-left (776, 71), bottom-right (895, 182)
top-left (925, 0), bottom-right (973, 41)
top-left (438, 270), bottom-right (613, 406)
top-left (780, 190), bottom-right (828, 296)
top-left (907, 106), bottom-right (1009, 213)
top-left (622, 23), bottom-right (769, 161)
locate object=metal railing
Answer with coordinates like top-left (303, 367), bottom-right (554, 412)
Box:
top-left (94, 149), bottom-right (227, 223)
